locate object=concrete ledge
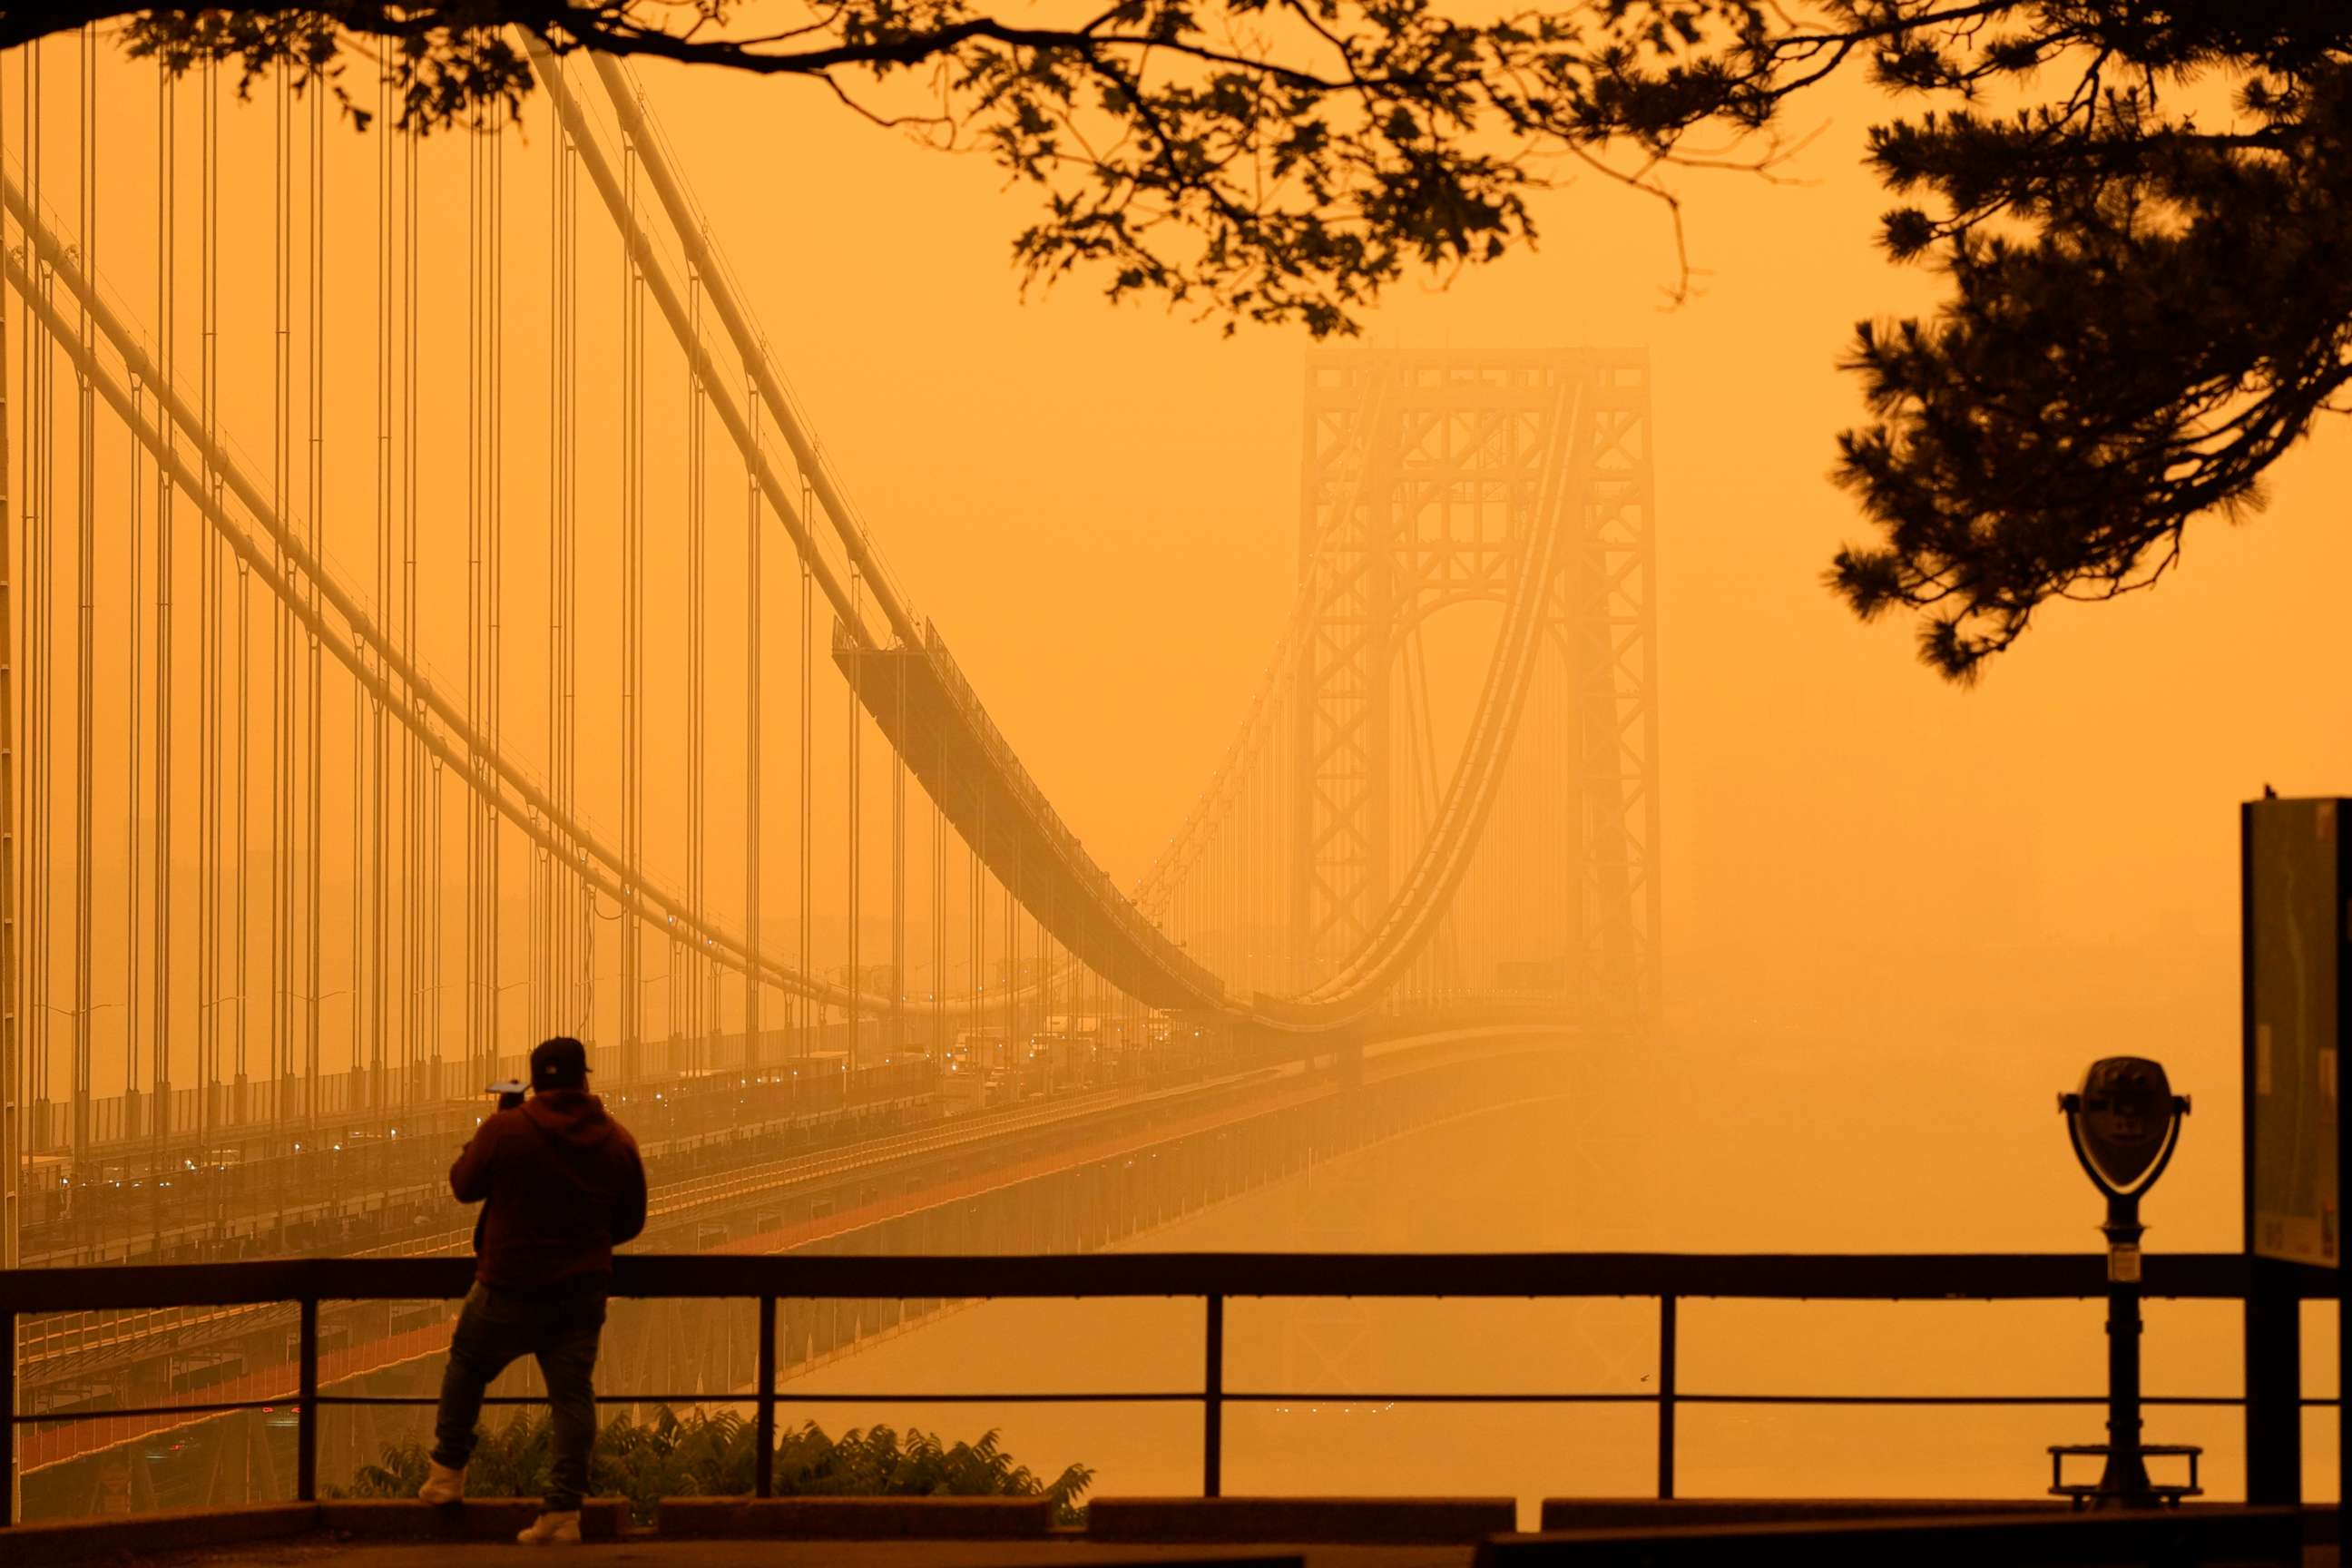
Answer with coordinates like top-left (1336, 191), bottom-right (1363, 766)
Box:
top-left (656, 1494), bottom-right (1057, 1539)
top-left (1087, 1495), bottom-right (1517, 1544)
top-left (318, 1497), bottom-right (630, 1541)
top-left (2, 1503), bottom-right (317, 1566)
top-left (1539, 1497), bottom-right (2069, 1532)
top-left (1478, 1505), bottom-right (2304, 1567)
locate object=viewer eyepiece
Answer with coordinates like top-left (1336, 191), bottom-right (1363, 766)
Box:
top-left (2060, 1056), bottom-right (2190, 1200)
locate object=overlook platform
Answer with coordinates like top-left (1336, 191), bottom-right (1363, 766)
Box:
top-left (5, 1249), bottom-right (2343, 1554)
top-left (5, 1501), bottom-right (2336, 1568)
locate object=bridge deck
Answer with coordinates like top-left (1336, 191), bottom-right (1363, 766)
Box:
top-left (835, 625), bottom-right (1228, 1014)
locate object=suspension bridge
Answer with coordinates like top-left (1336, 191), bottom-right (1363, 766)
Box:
top-left (0, 32), bottom-right (1657, 1516)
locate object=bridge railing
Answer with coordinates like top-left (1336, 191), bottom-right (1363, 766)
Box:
top-left (0, 1250), bottom-right (2332, 1525)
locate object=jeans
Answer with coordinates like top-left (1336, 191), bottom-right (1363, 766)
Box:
top-left (430, 1279), bottom-right (608, 1513)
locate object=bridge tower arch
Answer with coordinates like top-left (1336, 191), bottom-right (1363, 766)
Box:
top-left (1289, 349), bottom-right (1661, 1026)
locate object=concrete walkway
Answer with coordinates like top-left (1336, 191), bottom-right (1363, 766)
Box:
top-left (140, 1540), bottom-right (1471, 1568)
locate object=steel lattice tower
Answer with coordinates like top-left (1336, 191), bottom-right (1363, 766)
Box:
top-left (1289, 348), bottom-right (1661, 1025)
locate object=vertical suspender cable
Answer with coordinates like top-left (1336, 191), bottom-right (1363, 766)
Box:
top-left (0, 0), bottom-right (15, 1314)
top-left (846, 569), bottom-right (860, 1072)
top-left (153, 56), bottom-right (174, 1151)
top-left (24, 45), bottom-right (51, 1184)
top-left (225, 61), bottom-right (253, 1124)
top-left (271, 53), bottom-right (289, 1124)
top-left (968, 796), bottom-right (981, 1057)
top-left (488, 100), bottom-right (505, 1077)
top-left (468, 93), bottom-right (484, 1073)
top-left (564, 130), bottom-right (582, 1040)
top-left (891, 655), bottom-right (904, 1055)
top-left (799, 514), bottom-right (810, 1057)
top-left (304, 79), bottom-right (323, 1124)
top-left (17, 48), bottom-right (35, 1161)
top-left (71, 31), bottom-right (93, 1177)
top-left (546, 100), bottom-right (577, 1038)
top-left (529, 103), bottom-right (549, 1041)
top-left (931, 797), bottom-right (943, 1054)
top-left (744, 379), bottom-right (761, 1068)
top-left (367, 60), bottom-right (389, 1108)
top-left (120, 47), bottom-right (141, 1169)
top-left (1002, 871), bottom-right (1014, 1060)
top-left (468, 83), bottom-right (504, 1084)
top-left (685, 262), bottom-right (705, 1073)
top-left (196, 55), bottom-right (216, 1152)
top-left (206, 59), bottom-right (227, 1122)
top-left (621, 130), bottom-right (644, 1083)
top-left (407, 109), bottom-right (427, 1100)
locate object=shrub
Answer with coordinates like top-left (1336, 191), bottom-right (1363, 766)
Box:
top-left (340, 1406), bottom-right (1093, 1524)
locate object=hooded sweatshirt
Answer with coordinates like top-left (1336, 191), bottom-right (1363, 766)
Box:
top-left (450, 1088), bottom-right (648, 1294)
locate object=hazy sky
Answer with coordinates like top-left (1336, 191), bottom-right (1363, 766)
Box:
top-left (629, 49), bottom-right (2352, 1246)
top-left (13, 34), bottom-right (2352, 1249)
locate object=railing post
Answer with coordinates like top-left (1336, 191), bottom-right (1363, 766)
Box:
top-left (296, 1296), bottom-right (318, 1503)
top-left (2244, 1258), bottom-right (2301, 1504)
top-left (755, 1295), bottom-right (777, 1498)
top-left (3, 1306), bottom-right (16, 1526)
top-left (1656, 1292), bottom-right (1677, 1501)
top-left (1203, 1292), bottom-right (1224, 1498)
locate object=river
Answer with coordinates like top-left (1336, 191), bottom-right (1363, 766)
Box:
top-left (771, 1028), bottom-right (2332, 1524)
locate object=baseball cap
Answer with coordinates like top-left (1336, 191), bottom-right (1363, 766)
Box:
top-left (529, 1036), bottom-right (592, 1090)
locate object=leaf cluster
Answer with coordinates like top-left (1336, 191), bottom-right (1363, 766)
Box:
top-left (1812, 4), bottom-right (2352, 676)
top-left (21, 0), bottom-right (1780, 337)
top-left (27, 2), bottom-right (2352, 672)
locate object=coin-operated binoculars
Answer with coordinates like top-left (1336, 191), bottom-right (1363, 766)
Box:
top-left (2053, 1057), bottom-right (2193, 1508)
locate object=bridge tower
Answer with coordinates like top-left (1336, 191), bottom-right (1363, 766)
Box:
top-left (1289, 349), bottom-right (1661, 1025)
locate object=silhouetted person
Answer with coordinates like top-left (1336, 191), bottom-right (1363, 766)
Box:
top-left (418, 1037), bottom-right (647, 1545)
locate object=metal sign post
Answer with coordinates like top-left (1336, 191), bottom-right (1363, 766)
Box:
top-left (2241, 796), bottom-right (2350, 1518)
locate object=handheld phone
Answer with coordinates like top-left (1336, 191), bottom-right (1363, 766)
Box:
top-left (486, 1079), bottom-right (526, 1112)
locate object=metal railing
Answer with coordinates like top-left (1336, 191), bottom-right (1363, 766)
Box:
top-left (1, 1250), bottom-right (2336, 1525)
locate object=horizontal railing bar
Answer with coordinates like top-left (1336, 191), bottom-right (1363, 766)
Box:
top-left (2, 1250), bottom-right (2311, 1312)
top-left (1225, 1392), bottom-right (1658, 1405)
top-left (768, 1392), bottom-right (1194, 1405)
top-left (11, 1399), bottom-right (298, 1424)
top-left (1674, 1394), bottom-right (2244, 1407)
top-left (305, 1392), bottom-right (1200, 1408)
top-left (315, 1395), bottom-right (757, 1407)
top-left (15, 1390), bottom-right (2292, 1425)
top-left (10, 1392), bottom-right (821, 1422)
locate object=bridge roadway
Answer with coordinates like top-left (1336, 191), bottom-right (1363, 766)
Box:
top-left (21, 1047), bottom-right (1252, 1386)
top-left (15, 1051), bottom-right (949, 1269)
top-left (15, 1014), bottom-right (1578, 1488)
top-left (836, 626), bottom-right (1230, 1013)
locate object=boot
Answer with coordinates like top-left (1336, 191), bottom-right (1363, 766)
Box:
top-left (416, 1460), bottom-right (466, 1505)
top-left (516, 1511), bottom-right (583, 1546)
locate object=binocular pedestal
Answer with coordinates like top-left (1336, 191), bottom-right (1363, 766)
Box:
top-left (2046, 1193), bottom-right (2201, 1508)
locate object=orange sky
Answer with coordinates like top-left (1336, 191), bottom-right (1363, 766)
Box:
top-left (627, 48), bottom-right (2352, 1248)
top-left (10, 30), bottom-right (2352, 1252)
